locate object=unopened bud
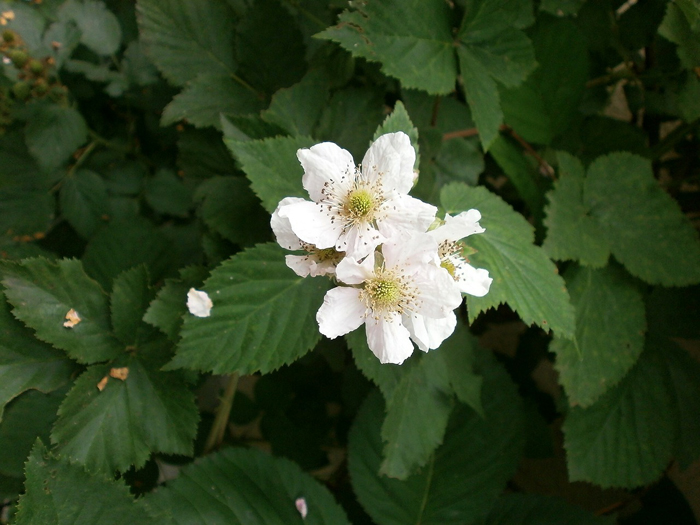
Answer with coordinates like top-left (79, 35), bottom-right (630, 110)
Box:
top-left (12, 81), bottom-right (30, 100)
top-left (2, 29), bottom-right (14, 43)
top-left (8, 49), bottom-right (27, 68)
top-left (28, 59), bottom-right (43, 75)
top-left (33, 78), bottom-right (48, 95)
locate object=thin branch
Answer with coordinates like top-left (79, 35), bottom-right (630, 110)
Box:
top-left (504, 126), bottom-right (556, 179)
top-left (204, 373), bottom-right (239, 454)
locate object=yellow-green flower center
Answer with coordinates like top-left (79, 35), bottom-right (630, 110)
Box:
top-left (365, 278), bottom-right (401, 309)
top-left (441, 258), bottom-right (457, 279)
top-left (345, 189), bottom-right (375, 219)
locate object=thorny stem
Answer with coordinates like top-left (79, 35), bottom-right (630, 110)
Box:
top-left (51, 140), bottom-right (99, 192)
top-left (204, 372), bottom-right (239, 454)
top-left (443, 125), bottom-right (555, 178)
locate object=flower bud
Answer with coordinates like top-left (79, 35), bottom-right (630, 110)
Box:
top-left (8, 49), bottom-right (28, 68)
top-left (12, 81), bottom-right (30, 100)
top-left (33, 78), bottom-right (48, 95)
top-left (2, 29), bottom-right (14, 43)
top-left (28, 59), bottom-right (43, 75)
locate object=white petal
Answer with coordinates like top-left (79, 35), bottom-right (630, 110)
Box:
top-left (336, 223), bottom-right (385, 259)
top-left (187, 288), bottom-right (212, 317)
top-left (361, 132), bottom-right (415, 194)
top-left (429, 210), bottom-right (485, 244)
top-left (271, 197), bottom-right (307, 250)
top-left (382, 231), bottom-right (439, 270)
top-left (455, 260), bottom-right (493, 297)
top-left (316, 287), bottom-right (366, 339)
top-left (378, 194), bottom-right (437, 239)
top-left (404, 311), bottom-right (457, 352)
top-left (286, 254), bottom-right (339, 278)
top-left (281, 200), bottom-right (343, 249)
top-left (336, 253), bottom-right (375, 285)
top-left (365, 314), bottom-right (414, 364)
top-left (297, 142), bottom-right (355, 202)
top-left (412, 264), bottom-right (463, 317)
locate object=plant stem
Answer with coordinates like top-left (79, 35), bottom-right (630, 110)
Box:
top-left (204, 373), bottom-right (239, 454)
top-left (650, 118), bottom-right (700, 160)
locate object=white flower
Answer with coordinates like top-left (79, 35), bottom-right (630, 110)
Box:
top-left (316, 233), bottom-right (462, 364)
top-left (187, 288), bottom-right (212, 317)
top-left (280, 132), bottom-right (437, 259)
top-left (271, 197), bottom-right (343, 277)
top-left (428, 210), bottom-right (493, 297)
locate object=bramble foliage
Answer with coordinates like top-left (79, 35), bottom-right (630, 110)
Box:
top-left (0, 0), bottom-right (699, 523)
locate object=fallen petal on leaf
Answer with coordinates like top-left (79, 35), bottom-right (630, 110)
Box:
top-left (109, 367), bottom-right (129, 381)
top-left (63, 308), bottom-right (81, 328)
top-left (187, 288), bottom-right (213, 317)
top-left (96, 376), bottom-right (109, 391)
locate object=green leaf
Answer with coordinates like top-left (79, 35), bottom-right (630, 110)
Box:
top-left (432, 137), bottom-right (484, 186)
top-left (169, 243), bottom-right (331, 375)
top-left (679, 74), bottom-right (700, 122)
top-left (540, 0), bottom-right (585, 16)
top-left (110, 266), bottom-right (154, 346)
top-left (317, 0), bottom-right (458, 94)
top-left (144, 266), bottom-right (208, 341)
top-left (349, 352), bottom-right (525, 525)
top-left (59, 0), bottom-right (122, 56)
top-left (224, 135), bottom-right (316, 213)
top-left (551, 264), bottom-right (646, 407)
top-left (585, 153), bottom-right (700, 285)
top-left (136, 0), bottom-right (236, 86)
top-left (234, 0), bottom-right (306, 94)
top-left (346, 329), bottom-right (406, 399)
top-left (161, 73), bottom-right (263, 129)
top-left (177, 128), bottom-right (235, 179)
top-left (0, 258), bottom-right (122, 364)
top-left (457, 48), bottom-right (503, 150)
top-left (145, 447), bottom-right (350, 524)
top-left (59, 169), bottom-right (109, 239)
top-left (542, 152), bottom-right (610, 267)
top-left (659, 1), bottom-right (700, 69)
top-left (82, 219), bottom-right (177, 290)
top-left (563, 345), bottom-right (674, 488)
top-left (52, 343), bottom-right (198, 474)
top-left (316, 86), bottom-right (386, 161)
top-left (438, 324), bottom-right (483, 416)
top-left (261, 69), bottom-right (330, 137)
top-left (441, 183), bottom-right (575, 339)
top-left (379, 352), bottom-right (453, 479)
top-left (25, 105), bottom-right (88, 171)
top-left (0, 186), bottom-right (54, 240)
top-left (194, 176), bottom-right (269, 246)
top-left (14, 441), bottom-right (152, 524)
top-left (500, 18), bottom-right (588, 145)
top-left (0, 291), bottom-right (73, 421)
top-left (144, 169), bottom-right (192, 217)
top-left (483, 494), bottom-right (610, 524)
top-left (373, 101), bottom-right (420, 169)
top-left (0, 389), bottom-right (63, 479)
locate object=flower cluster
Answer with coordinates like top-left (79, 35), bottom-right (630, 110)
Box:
top-left (271, 132), bottom-right (492, 365)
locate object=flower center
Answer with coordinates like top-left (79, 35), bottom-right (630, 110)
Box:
top-left (315, 247), bottom-right (343, 263)
top-left (345, 188), bottom-right (375, 219)
top-left (441, 258), bottom-right (457, 279)
top-left (365, 278), bottom-right (401, 309)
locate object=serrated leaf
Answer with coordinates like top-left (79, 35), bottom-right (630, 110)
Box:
top-left (234, 0), bottom-right (306, 94)
top-left (346, 329), bottom-right (406, 399)
top-left (145, 447), bottom-right (350, 524)
top-left (0, 258), bottom-right (122, 364)
top-left (441, 183), bottom-right (575, 339)
top-left (25, 105), bottom-right (88, 171)
top-left (82, 219), bottom-right (177, 290)
top-left (317, 0), bottom-right (457, 95)
top-left (380, 351), bottom-right (453, 479)
top-left (143, 266), bottom-right (208, 341)
top-left (169, 243), bottom-right (331, 375)
top-left (659, 2), bottom-right (700, 69)
top-left (0, 389), bottom-right (63, 479)
top-left (51, 342), bottom-right (198, 474)
top-left (586, 153), bottom-right (700, 285)
top-left (563, 345), bottom-right (674, 488)
top-left (543, 152), bottom-right (610, 267)
top-left (144, 169), bottom-right (192, 217)
top-left (177, 128), bottom-right (235, 179)
top-left (14, 441), bottom-right (152, 524)
top-left (500, 18), bottom-right (588, 145)
top-left (373, 101), bottom-right (420, 169)
top-left (438, 324), bottom-right (483, 416)
top-left (224, 135), bottom-right (315, 213)
top-left (483, 493), bottom-right (610, 524)
top-left (551, 264), bottom-right (646, 407)
top-left (161, 73), bottom-right (262, 129)
top-left (59, 0), bottom-right (122, 56)
top-left (194, 176), bottom-right (269, 246)
top-left (0, 186), bottom-right (54, 240)
top-left (0, 291), bottom-right (73, 421)
top-left (261, 69), bottom-right (330, 137)
top-left (433, 137), bottom-right (484, 186)
top-left (59, 169), bottom-right (109, 239)
top-left (315, 86), bottom-right (385, 161)
top-left (679, 74), bottom-right (700, 122)
top-left (349, 352), bottom-right (525, 525)
top-left (136, 0), bottom-right (236, 86)
top-left (110, 266), bottom-right (154, 345)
